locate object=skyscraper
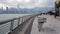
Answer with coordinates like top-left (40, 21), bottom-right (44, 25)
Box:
top-left (17, 4), bottom-right (20, 9)
top-left (6, 7), bottom-right (8, 12)
top-left (0, 7), bottom-right (3, 13)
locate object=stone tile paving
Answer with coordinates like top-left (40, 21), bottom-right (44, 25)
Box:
top-left (31, 15), bottom-right (60, 34)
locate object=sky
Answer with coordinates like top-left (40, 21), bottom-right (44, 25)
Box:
top-left (0, 0), bottom-right (56, 9)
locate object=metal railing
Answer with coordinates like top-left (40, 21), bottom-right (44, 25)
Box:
top-left (0, 15), bottom-right (35, 34)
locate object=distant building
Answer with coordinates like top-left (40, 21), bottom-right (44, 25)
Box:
top-left (6, 7), bottom-right (8, 12)
top-left (1, 7), bottom-right (3, 12)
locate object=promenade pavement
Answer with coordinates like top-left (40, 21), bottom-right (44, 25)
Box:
top-left (31, 15), bottom-right (60, 34)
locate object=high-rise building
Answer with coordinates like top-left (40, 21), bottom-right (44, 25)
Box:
top-left (1, 7), bottom-right (3, 12)
top-left (17, 4), bottom-right (20, 9)
top-left (6, 7), bottom-right (8, 12)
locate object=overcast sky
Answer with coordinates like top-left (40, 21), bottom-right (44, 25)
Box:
top-left (0, 0), bottom-right (56, 9)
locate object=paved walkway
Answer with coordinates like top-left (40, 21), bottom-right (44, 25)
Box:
top-left (31, 15), bottom-right (60, 34)
top-left (9, 16), bottom-right (35, 34)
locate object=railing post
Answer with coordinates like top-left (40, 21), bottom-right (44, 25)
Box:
top-left (22, 17), bottom-right (23, 23)
top-left (17, 18), bottom-right (20, 26)
top-left (9, 20), bottom-right (14, 34)
top-left (23, 17), bottom-right (24, 22)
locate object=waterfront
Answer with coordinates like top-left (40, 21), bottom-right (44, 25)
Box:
top-left (0, 14), bottom-right (30, 34)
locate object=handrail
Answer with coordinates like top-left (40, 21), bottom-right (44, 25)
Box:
top-left (0, 18), bottom-right (17, 25)
top-left (0, 15), bottom-right (32, 25)
top-left (0, 14), bottom-right (36, 34)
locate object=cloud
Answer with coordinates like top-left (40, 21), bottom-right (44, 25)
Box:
top-left (0, 0), bottom-right (56, 9)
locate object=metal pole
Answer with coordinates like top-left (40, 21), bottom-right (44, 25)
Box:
top-left (21, 17), bottom-right (23, 23)
top-left (17, 18), bottom-right (20, 26)
top-left (10, 20), bottom-right (14, 33)
top-left (59, 7), bottom-right (60, 16)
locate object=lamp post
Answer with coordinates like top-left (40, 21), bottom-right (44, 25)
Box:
top-left (59, 7), bottom-right (60, 16)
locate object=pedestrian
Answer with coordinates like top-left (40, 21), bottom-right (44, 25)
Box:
top-left (55, 12), bottom-right (57, 18)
